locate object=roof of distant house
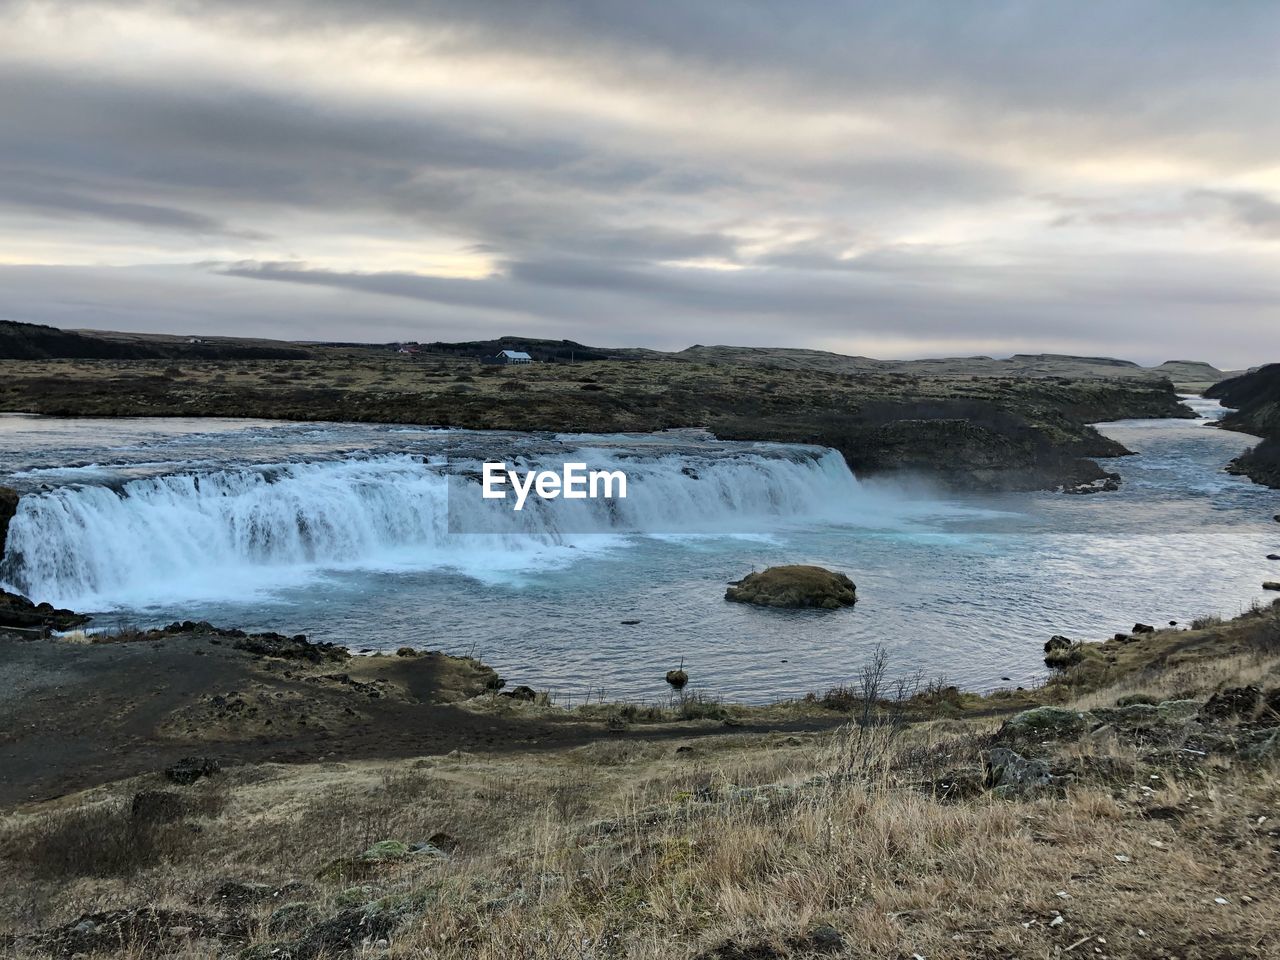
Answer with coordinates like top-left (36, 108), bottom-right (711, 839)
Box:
top-left (500, 350), bottom-right (532, 360)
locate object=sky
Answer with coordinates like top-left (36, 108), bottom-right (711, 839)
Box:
top-left (2, 1), bottom-right (1279, 366)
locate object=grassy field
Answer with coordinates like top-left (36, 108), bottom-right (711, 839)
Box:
top-left (4, 602), bottom-right (1278, 959)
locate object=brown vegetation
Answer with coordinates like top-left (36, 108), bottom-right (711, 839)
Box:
top-left (4, 604), bottom-right (1279, 958)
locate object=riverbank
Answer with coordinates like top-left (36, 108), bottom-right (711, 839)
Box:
top-left (2, 600), bottom-right (1278, 958)
top-left (0, 351), bottom-right (1193, 492)
top-left (1206, 363), bottom-right (1280, 488)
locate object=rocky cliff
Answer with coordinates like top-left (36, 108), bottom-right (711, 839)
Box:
top-left (1205, 363), bottom-right (1280, 488)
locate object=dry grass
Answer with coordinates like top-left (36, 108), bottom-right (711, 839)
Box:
top-left (5, 611), bottom-right (1280, 958)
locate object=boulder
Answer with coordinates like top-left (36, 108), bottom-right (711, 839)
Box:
top-left (0, 588), bottom-right (88, 632)
top-left (665, 669), bottom-right (689, 689)
top-left (1267, 555), bottom-right (1280, 561)
top-left (1241, 730), bottom-right (1280, 763)
top-left (807, 925), bottom-right (845, 953)
top-left (1044, 634), bottom-right (1073, 653)
top-left (500, 685), bottom-right (537, 702)
top-left (1132, 623), bottom-right (1156, 634)
top-left (1201, 686), bottom-right (1261, 719)
top-left (164, 756), bottom-right (221, 786)
top-left (724, 565), bottom-right (856, 610)
top-left (985, 747), bottom-right (1055, 797)
top-left (996, 706), bottom-right (1089, 747)
top-left (1264, 582), bottom-right (1280, 591)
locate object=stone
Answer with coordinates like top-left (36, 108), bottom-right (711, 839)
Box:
top-left (1044, 634), bottom-right (1073, 653)
top-left (1241, 731), bottom-right (1280, 762)
top-left (407, 841), bottom-right (450, 860)
top-left (164, 756), bottom-right (221, 785)
top-left (724, 565), bottom-right (856, 610)
top-left (1132, 623), bottom-right (1156, 634)
top-left (0, 587), bottom-right (88, 632)
top-left (985, 747), bottom-right (1054, 793)
top-left (1264, 582), bottom-right (1280, 591)
top-left (808, 924), bottom-right (845, 952)
top-left (997, 706), bottom-right (1089, 745)
top-left (500, 685), bottom-right (537, 701)
top-left (1202, 686), bottom-right (1261, 719)
top-left (665, 669), bottom-right (689, 689)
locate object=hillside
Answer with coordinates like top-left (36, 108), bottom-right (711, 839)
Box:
top-left (1205, 363), bottom-right (1280, 488)
top-left (0, 320), bottom-right (310, 361)
top-left (675, 346), bottom-right (1236, 389)
top-left (3, 602), bottom-right (1279, 959)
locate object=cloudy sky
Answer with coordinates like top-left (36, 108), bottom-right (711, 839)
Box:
top-left (2, 1), bottom-right (1278, 365)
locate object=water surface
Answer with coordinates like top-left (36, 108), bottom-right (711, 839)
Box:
top-left (1, 398), bottom-right (1275, 703)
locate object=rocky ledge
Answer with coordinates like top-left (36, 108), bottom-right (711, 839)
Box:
top-left (725, 565), bottom-right (857, 610)
top-left (0, 588), bottom-right (88, 633)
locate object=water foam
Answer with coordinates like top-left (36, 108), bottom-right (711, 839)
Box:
top-left (1, 447), bottom-right (878, 609)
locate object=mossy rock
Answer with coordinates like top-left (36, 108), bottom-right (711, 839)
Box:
top-left (724, 565), bottom-right (856, 610)
top-left (360, 840), bottom-right (410, 862)
top-left (997, 706), bottom-right (1089, 745)
top-left (334, 884), bottom-right (377, 908)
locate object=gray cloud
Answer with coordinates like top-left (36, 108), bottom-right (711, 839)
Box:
top-left (0, 0), bottom-right (1277, 366)
top-left (1189, 190), bottom-right (1280, 239)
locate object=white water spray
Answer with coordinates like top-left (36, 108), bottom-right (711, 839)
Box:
top-left (1, 448), bottom-right (875, 609)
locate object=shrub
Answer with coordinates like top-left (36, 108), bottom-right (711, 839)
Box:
top-left (2, 801), bottom-right (193, 879)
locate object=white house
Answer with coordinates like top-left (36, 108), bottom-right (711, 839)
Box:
top-left (495, 349), bottom-right (533, 364)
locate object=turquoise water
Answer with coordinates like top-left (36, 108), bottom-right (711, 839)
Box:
top-left (1, 397), bottom-right (1276, 702)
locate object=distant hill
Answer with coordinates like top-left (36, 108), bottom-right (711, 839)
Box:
top-left (0, 320), bottom-right (1246, 390)
top-left (0, 320), bottom-right (309, 361)
top-left (674, 345), bottom-right (1235, 386)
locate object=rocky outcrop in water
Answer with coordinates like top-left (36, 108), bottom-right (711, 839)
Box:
top-left (725, 565), bottom-right (856, 610)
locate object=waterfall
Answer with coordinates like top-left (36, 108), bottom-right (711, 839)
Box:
top-left (1, 447), bottom-right (867, 609)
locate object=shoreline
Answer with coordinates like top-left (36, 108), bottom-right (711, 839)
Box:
top-left (5, 592), bottom-right (1277, 808)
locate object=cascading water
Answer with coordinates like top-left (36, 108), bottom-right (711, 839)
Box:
top-left (1, 408), bottom-right (1277, 701)
top-left (0, 446), bottom-right (868, 610)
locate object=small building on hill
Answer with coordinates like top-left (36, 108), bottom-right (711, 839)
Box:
top-left (487, 349), bottom-right (533, 365)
